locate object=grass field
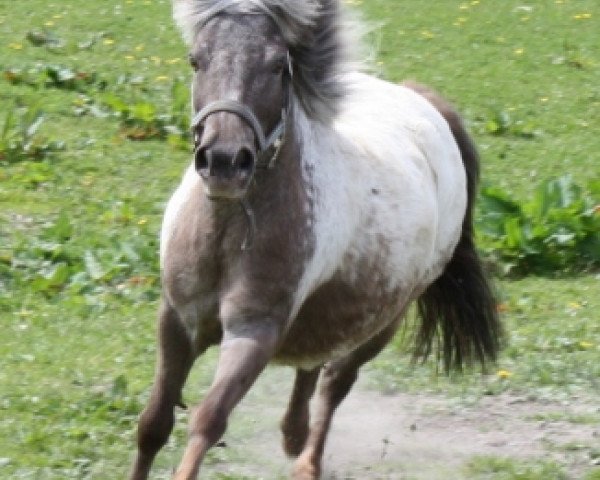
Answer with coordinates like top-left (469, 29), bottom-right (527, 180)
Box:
top-left (1, 0), bottom-right (599, 479)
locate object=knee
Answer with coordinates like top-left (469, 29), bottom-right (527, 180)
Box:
top-left (190, 403), bottom-right (228, 446)
top-left (137, 406), bottom-right (175, 455)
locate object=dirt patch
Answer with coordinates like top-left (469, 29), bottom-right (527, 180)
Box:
top-left (194, 367), bottom-right (599, 479)
top-left (321, 388), bottom-right (598, 479)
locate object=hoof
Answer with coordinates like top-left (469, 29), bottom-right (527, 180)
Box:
top-left (291, 457), bottom-right (320, 480)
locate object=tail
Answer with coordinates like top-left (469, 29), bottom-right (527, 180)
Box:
top-left (404, 82), bottom-right (503, 371)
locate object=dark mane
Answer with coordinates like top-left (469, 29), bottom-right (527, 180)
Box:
top-left (173, 0), bottom-right (348, 120)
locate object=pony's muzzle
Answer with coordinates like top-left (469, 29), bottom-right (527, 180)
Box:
top-left (194, 144), bottom-right (257, 199)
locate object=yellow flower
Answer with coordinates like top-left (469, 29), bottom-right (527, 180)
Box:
top-left (155, 75), bottom-right (169, 82)
top-left (574, 13), bottom-right (592, 20)
top-left (137, 218), bottom-right (148, 226)
top-left (9, 42), bottom-right (23, 50)
top-left (103, 38), bottom-right (115, 46)
top-left (45, 20), bottom-right (55, 27)
top-left (124, 55), bottom-right (136, 61)
top-left (579, 341), bottom-right (593, 350)
top-left (421, 30), bottom-right (435, 39)
top-left (497, 370), bottom-right (513, 379)
top-left (135, 44), bottom-right (145, 52)
top-left (567, 301), bottom-right (582, 310)
top-left (514, 48), bottom-right (524, 55)
top-left (166, 58), bottom-right (182, 64)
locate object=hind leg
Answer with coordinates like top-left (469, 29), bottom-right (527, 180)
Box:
top-left (130, 302), bottom-right (196, 480)
top-left (281, 367), bottom-right (321, 456)
top-left (292, 322), bottom-right (399, 480)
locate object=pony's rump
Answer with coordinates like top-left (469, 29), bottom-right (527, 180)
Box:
top-left (405, 82), bottom-right (502, 370)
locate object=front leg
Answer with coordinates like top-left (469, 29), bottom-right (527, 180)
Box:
top-left (172, 319), bottom-right (280, 480)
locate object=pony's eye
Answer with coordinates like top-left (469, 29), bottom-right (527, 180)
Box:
top-left (188, 53), bottom-right (199, 71)
top-left (270, 57), bottom-right (287, 75)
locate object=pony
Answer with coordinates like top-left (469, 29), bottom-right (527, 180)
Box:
top-left (130, 1), bottom-right (502, 478)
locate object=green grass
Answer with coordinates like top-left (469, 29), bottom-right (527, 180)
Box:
top-left (466, 455), bottom-right (568, 480)
top-left (1, 0), bottom-right (599, 478)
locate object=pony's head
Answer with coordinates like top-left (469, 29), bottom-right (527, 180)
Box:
top-left (173, 0), bottom-right (347, 199)
top-left (188, 13), bottom-right (289, 199)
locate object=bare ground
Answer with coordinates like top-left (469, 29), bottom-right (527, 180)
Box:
top-left (171, 366), bottom-right (599, 480)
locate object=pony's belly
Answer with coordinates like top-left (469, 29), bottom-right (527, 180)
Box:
top-left (274, 277), bottom-right (412, 369)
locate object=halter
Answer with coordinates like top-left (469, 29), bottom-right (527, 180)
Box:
top-left (191, 101), bottom-right (286, 170)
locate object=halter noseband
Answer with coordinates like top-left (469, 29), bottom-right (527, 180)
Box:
top-left (190, 99), bottom-right (287, 170)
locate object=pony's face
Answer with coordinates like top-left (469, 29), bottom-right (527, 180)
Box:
top-left (189, 14), bottom-right (288, 199)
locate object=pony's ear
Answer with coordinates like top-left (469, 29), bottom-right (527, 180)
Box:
top-left (172, 0), bottom-right (197, 45)
top-left (173, 0), bottom-right (224, 46)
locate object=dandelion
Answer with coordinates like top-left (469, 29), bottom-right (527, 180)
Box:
top-left (497, 370), bottom-right (513, 379)
top-left (124, 55), bottom-right (136, 61)
top-left (539, 97), bottom-right (549, 103)
top-left (155, 75), bottom-right (169, 82)
top-left (578, 341), bottom-right (593, 350)
top-left (166, 58), bottom-right (182, 64)
top-left (103, 38), bottom-right (115, 46)
top-left (574, 13), bottom-right (592, 20)
top-left (45, 20), bottom-right (55, 27)
top-left (9, 42), bottom-right (23, 50)
top-left (496, 303), bottom-right (509, 313)
top-left (420, 30), bottom-right (435, 39)
top-left (514, 48), bottom-right (524, 55)
top-left (137, 218), bottom-right (148, 226)
top-left (567, 301), bottom-right (582, 310)
top-left (135, 44), bottom-right (145, 52)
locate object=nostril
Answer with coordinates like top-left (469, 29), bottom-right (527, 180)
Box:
top-left (194, 147), bottom-right (210, 175)
top-left (234, 147), bottom-right (255, 174)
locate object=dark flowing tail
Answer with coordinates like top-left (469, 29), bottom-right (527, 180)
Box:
top-left (404, 82), bottom-right (503, 371)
